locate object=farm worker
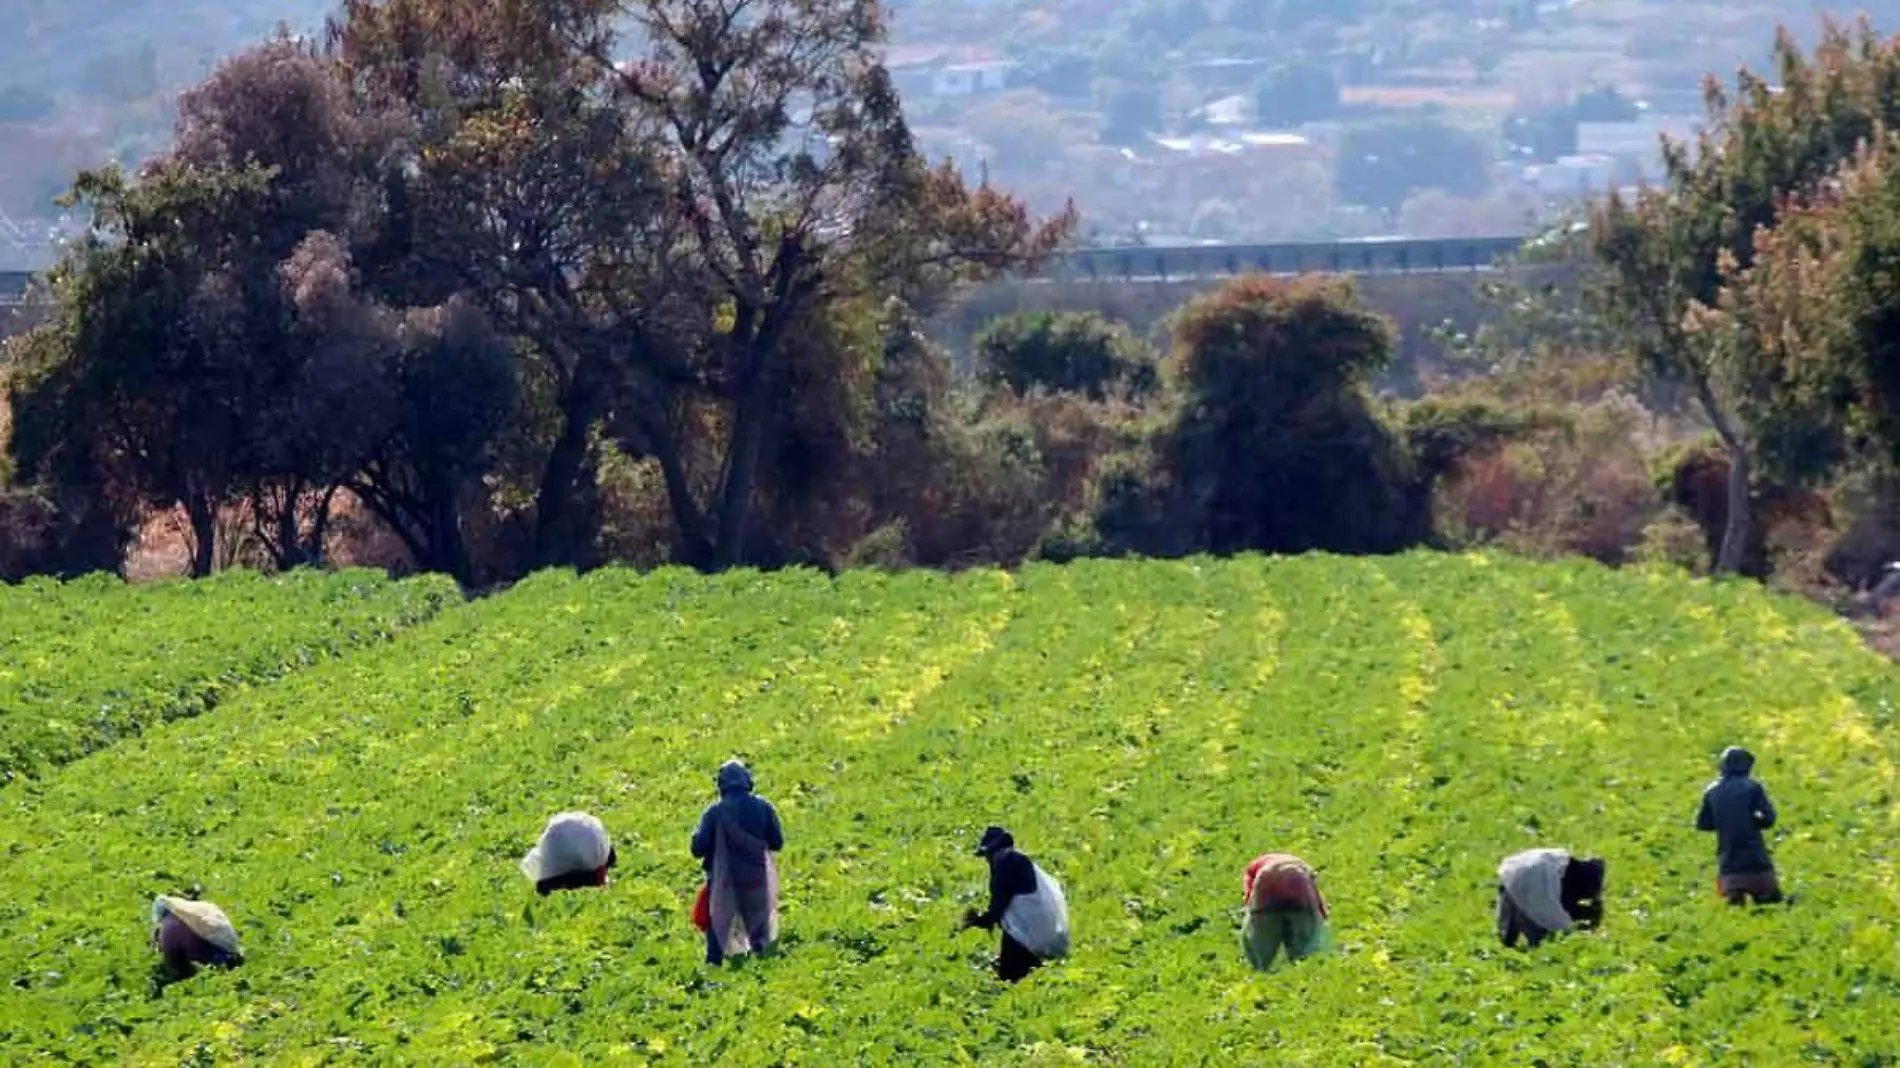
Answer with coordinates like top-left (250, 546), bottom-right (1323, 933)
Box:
top-left (691, 759), bottom-right (785, 965)
top-left (961, 825), bottom-right (1070, 982)
top-left (1697, 746), bottom-right (1783, 905)
top-left (1241, 852), bottom-right (1330, 970)
top-left (520, 811), bottom-right (617, 895)
top-left (151, 896), bottom-right (243, 975)
top-left (1495, 848), bottom-right (1606, 948)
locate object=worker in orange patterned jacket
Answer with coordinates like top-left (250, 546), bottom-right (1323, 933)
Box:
top-left (1241, 852), bottom-right (1331, 970)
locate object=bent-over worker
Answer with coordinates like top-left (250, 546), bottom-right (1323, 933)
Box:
top-left (1242, 852), bottom-right (1331, 970)
top-left (962, 825), bottom-right (1070, 982)
top-left (521, 811), bottom-right (617, 895)
top-left (151, 895), bottom-right (243, 976)
top-left (1496, 848), bottom-right (1605, 948)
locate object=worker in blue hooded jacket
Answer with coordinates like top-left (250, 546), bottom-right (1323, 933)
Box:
top-left (692, 760), bottom-right (785, 964)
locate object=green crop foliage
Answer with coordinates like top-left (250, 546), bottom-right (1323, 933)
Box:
top-left (0, 554), bottom-right (1896, 1064)
top-left (0, 568), bottom-right (459, 784)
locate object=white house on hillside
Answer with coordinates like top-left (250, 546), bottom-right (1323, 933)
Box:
top-left (931, 61), bottom-right (1016, 96)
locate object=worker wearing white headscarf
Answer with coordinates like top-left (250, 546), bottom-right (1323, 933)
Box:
top-left (151, 896), bottom-right (243, 974)
top-left (521, 811), bottom-right (617, 895)
top-left (1496, 848), bottom-right (1606, 948)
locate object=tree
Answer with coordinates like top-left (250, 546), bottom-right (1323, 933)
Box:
top-left (332, 0), bottom-right (1072, 571)
top-left (1697, 140), bottom-right (1900, 491)
top-left (1588, 19), bottom-right (1900, 573)
top-left (7, 164), bottom-right (282, 577)
top-left (974, 311), bottom-right (1158, 401)
top-left (1097, 80), bottom-right (1164, 146)
top-left (1253, 62), bottom-right (1340, 127)
top-left (1336, 117), bottom-right (1491, 212)
top-left (9, 37), bottom-right (516, 581)
top-left (1095, 275), bottom-right (1422, 557)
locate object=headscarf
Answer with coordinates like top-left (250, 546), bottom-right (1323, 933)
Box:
top-left (1498, 848), bottom-right (1575, 934)
top-left (1720, 746), bottom-right (1755, 777)
top-left (1245, 854), bottom-right (1329, 918)
top-left (717, 760), bottom-right (755, 796)
top-left (151, 896), bottom-right (242, 957)
top-left (520, 811), bottom-right (613, 884)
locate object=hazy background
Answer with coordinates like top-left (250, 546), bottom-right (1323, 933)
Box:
top-left (1, 0), bottom-right (1892, 265)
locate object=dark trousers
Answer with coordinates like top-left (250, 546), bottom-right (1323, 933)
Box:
top-left (1719, 870), bottom-right (1783, 905)
top-left (997, 932), bottom-right (1043, 982)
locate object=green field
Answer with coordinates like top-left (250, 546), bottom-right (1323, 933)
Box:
top-left (1, 554), bottom-right (1897, 1065)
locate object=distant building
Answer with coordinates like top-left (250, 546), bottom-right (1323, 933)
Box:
top-left (1525, 154), bottom-right (1615, 196)
top-left (1191, 94), bottom-right (1252, 129)
top-left (1181, 57), bottom-right (1273, 93)
top-left (884, 46), bottom-right (1016, 98)
top-left (932, 61), bottom-right (1016, 97)
top-left (1576, 115), bottom-right (1701, 180)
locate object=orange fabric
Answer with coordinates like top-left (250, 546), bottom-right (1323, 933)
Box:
top-left (1244, 853), bottom-right (1328, 918)
top-left (692, 883), bottom-right (711, 932)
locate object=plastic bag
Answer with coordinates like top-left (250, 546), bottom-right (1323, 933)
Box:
top-left (1001, 864), bottom-right (1070, 959)
top-left (692, 883), bottom-right (711, 932)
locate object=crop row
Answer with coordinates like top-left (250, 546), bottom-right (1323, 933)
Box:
top-left (0, 555), bottom-right (1895, 1064)
top-left (0, 569), bottom-right (458, 785)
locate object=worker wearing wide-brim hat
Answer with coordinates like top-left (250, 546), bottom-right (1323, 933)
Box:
top-left (151, 895), bottom-right (243, 973)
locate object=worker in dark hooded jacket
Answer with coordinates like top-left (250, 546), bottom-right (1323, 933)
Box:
top-left (692, 760), bottom-right (785, 964)
top-left (1697, 746), bottom-right (1782, 904)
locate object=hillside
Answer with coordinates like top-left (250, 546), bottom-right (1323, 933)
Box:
top-left (2, 554), bottom-right (1897, 1061)
top-left (9, 0), bottom-right (1900, 264)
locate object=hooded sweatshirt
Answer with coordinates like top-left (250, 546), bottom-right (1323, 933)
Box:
top-left (692, 761), bottom-right (784, 884)
top-left (1697, 747), bottom-right (1777, 875)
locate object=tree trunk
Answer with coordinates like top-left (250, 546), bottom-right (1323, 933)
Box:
top-left (426, 477), bottom-right (473, 586)
top-left (711, 369), bottom-right (773, 571)
top-left (709, 302), bottom-right (797, 570)
top-left (306, 485), bottom-right (339, 567)
top-left (186, 495), bottom-right (218, 578)
top-left (534, 375), bottom-right (598, 569)
top-left (1717, 438), bottom-right (1751, 576)
top-left (1691, 371), bottom-right (1751, 576)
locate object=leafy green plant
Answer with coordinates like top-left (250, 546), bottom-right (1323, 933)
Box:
top-left (0, 568), bottom-right (457, 783)
top-left (0, 555), bottom-right (1895, 1062)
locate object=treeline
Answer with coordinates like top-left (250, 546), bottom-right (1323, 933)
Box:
top-left (3, 0), bottom-right (1074, 583)
top-left (15, 9), bottom-right (1900, 597)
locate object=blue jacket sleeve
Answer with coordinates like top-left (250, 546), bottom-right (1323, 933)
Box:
top-left (1695, 791), bottom-right (1715, 832)
top-left (763, 802), bottom-right (784, 852)
top-left (1753, 784), bottom-right (1777, 829)
top-left (690, 805), bottom-right (714, 860)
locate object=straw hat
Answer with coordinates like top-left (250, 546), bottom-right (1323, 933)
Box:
top-left (152, 896), bottom-right (242, 957)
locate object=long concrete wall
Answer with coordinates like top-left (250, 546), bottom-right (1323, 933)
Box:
top-left (0, 234), bottom-right (1531, 305)
top-left (0, 234), bottom-right (1531, 308)
top-left (1044, 235), bottom-right (1527, 282)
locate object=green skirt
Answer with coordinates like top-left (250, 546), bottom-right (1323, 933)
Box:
top-left (1243, 905), bottom-right (1331, 971)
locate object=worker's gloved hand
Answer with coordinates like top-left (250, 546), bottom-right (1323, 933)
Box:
top-left (960, 908), bottom-right (982, 929)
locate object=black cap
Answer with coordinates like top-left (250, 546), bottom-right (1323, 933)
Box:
top-left (975, 825), bottom-right (1014, 857)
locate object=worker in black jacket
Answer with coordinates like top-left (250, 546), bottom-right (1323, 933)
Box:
top-left (1697, 746), bottom-right (1783, 904)
top-left (961, 826), bottom-right (1045, 981)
